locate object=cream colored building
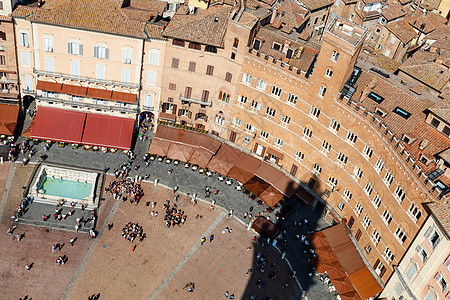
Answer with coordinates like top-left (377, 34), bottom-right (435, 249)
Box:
top-left (381, 202), bottom-right (450, 300)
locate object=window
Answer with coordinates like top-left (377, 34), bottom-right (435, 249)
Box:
top-left (214, 115), bottom-right (225, 125)
top-left (238, 95), bottom-right (247, 105)
top-left (357, 1), bottom-right (362, 9)
top-left (172, 39), bottom-right (185, 47)
top-left (331, 50), bottom-right (339, 62)
top-left (394, 186), bottom-right (406, 203)
top-left (244, 136), bottom-right (251, 144)
top-left (346, 131), bottom-right (357, 145)
top-left (281, 115), bottom-right (291, 126)
top-left (355, 202), bottom-right (363, 216)
top-left (384, 247), bottom-right (394, 264)
top-left (287, 93), bottom-right (298, 104)
top-left (144, 94), bottom-right (154, 109)
top-left (383, 171), bottom-right (393, 187)
top-left (93, 98), bottom-right (107, 106)
top-left (260, 130), bottom-right (269, 140)
top-left (395, 228), bottom-right (407, 244)
top-left (188, 42), bottom-right (201, 50)
top-left (94, 46), bottom-right (109, 59)
top-left (384, 49), bottom-right (391, 57)
top-left (256, 79), bottom-right (267, 91)
top-left (303, 128), bottom-right (312, 139)
top-left (349, 13), bottom-right (354, 21)
top-left (271, 86), bottom-right (282, 98)
top-left (206, 65), bottom-right (214, 75)
top-left (225, 72), bottom-right (232, 82)
top-left (337, 152), bottom-right (348, 165)
top-left (328, 176), bottom-right (338, 189)
top-left (168, 83), bottom-right (176, 91)
top-left (45, 57), bottom-right (54, 72)
top-left (122, 48), bottom-right (132, 64)
top-left (23, 76), bottom-right (32, 91)
top-left (68, 42), bottom-right (83, 55)
top-left (171, 58), bottom-right (179, 69)
top-left (416, 245), bottom-right (428, 263)
top-left (149, 51), bottom-right (159, 65)
top-left (180, 109), bottom-right (190, 118)
top-left (295, 150), bottom-right (304, 161)
top-left (423, 290), bottom-right (437, 300)
top-left (367, 92), bottom-right (384, 104)
top-left (266, 107), bottom-right (276, 118)
top-left (117, 102), bottom-right (131, 108)
top-left (353, 166), bottom-right (363, 180)
top-left (405, 262), bottom-right (417, 281)
top-left (184, 87), bottom-right (192, 98)
top-left (363, 145), bottom-right (373, 159)
top-left (232, 117), bottom-right (241, 126)
top-left (375, 158), bottom-right (384, 174)
top-left (233, 37), bottom-right (239, 49)
top-left (242, 73), bottom-right (252, 85)
top-left (312, 163), bottom-right (322, 175)
top-left (250, 100), bottom-right (260, 111)
top-left (272, 42), bottom-right (281, 51)
top-left (393, 106), bottom-right (411, 119)
top-left (318, 85), bottom-right (327, 97)
top-left (424, 226), bottom-right (441, 249)
top-left (338, 201), bottom-right (345, 211)
top-left (321, 140), bottom-right (331, 154)
top-left (435, 273), bottom-right (448, 292)
top-left (147, 71), bottom-right (156, 83)
top-left (0, 2), bottom-right (3, 10)
top-left (205, 45), bottom-right (217, 53)
top-left (245, 123), bottom-right (254, 133)
top-left (231, 52), bottom-right (236, 60)
top-left (382, 209), bottom-right (392, 225)
top-left (445, 256), bottom-right (450, 271)
top-left (19, 32), bottom-right (29, 47)
top-left (218, 91), bottom-right (230, 103)
top-left (431, 118), bottom-right (440, 128)
top-left (363, 215), bottom-right (371, 229)
top-left (372, 230), bottom-right (381, 245)
top-left (0, 31), bottom-right (5, 40)
top-left (372, 195), bottom-right (381, 209)
top-left (325, 68), bottom-right (333, 78)
top-left (274, 137), bottom-right (283, 147)
top-left (43, 90), bottom-right (58, 98)
top-left (96, 65), bottom-right (105, 80)
top-left (310, 106), bottom-right (320, 119)
top-left (71, 60), bottom-right (80, 77)
top-left (68, 94), bottom-right (83, 102)
top-left (408, 204), bottom-right (421, 222)
top-left (121, 68), bottom-right (131, 83)
top-left (44, 37), bottom-right (53, 52)
top-left (364, 182), bottom-right (373, 196)
top-left (0, 55), bottom-right (4, 65)
top-left (343, 189), bottom-right (352, 201)
top-left (188, 61), bottom-right (196, 72)
top-left (390, 37), bottom-right (396, 44)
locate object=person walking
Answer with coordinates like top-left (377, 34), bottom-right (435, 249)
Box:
top-left (209, 234), bottom-right (214, 242)
top-left (200, 237), bottom-right (206, 245)
top-left (69, 237), bottom-right (76, 246)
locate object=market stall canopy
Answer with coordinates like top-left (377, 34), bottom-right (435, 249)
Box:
top-left (258, 185), bottom-right (284, 207)
top-left (155, 125), bottom-right (180, 141)
top-left (251, 216), bottom-right (281, 239)
top-left (166, 143), bottom-right (195, 162)
top-left (22, 116), bottom-right (34, 138)
top-left (148, 138), bottom-right (171, 156)
top-left (81, 113), bottom-right (134, 150)
top-left (0, 104), bottom-right (19, 135)
top-left (187, 147), bottom-right (214, 167)
top-left (31, 107), bottom-right (86, 144)
top-left (244, 176), bottom-right (271, 197)
top-left (227, 151), bottom-right (261, 183)
top-left (273, 174), bottom-right (300, 197)
top-left (206, 144), bottom-right (239, 174)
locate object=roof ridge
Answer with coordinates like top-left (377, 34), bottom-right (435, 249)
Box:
top-left (164, 7), bottom-right (228, 35)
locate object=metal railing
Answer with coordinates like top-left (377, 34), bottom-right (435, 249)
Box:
top-left (179, 94), bottom-right (212, 107)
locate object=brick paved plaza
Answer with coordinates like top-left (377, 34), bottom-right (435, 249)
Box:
top-left (0, 168), bottom-right (306, 299)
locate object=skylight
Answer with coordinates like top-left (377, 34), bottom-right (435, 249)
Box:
top-left (393, 106), bottom-right (411, 119)
top-left (367, 92), bottom-right (384, 104)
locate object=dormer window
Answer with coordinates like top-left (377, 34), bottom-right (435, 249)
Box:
top-left (173, 39), bottom-right (185, 47)
top-left (273, 42), bottom-right (282, 51)
top-left (374, 107), bottom-right (387, 117)
top-left (253, 39), bottom-right (261, 50)
top-left (286, 49), bottom-right (293, 59)
top-left (188, 42), bottom-right (201, 51)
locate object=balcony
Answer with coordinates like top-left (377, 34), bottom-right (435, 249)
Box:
top-left (36, 96), bottom-right (138, 114)
top-left (34, 69), bottom-right (139, 89)
top-left (142, 105), bottom-right (155, 111)
top-left (179, 94), bottom-right (212, 107)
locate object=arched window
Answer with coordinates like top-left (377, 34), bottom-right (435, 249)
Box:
top-left (188, 42), bottom-right (201, 50)
top-left (233, 38), bottom-right (239, 48)
top-left (205, 45), bottom-right (217, 54)
top-left (325, 68), bottom-right (333, 78)
top-left (423, 288), bottom-right (437, 300)
top-left (172, 39), bottom-right (185, 47)
top-left (331, 50), bottom-right (339, 61)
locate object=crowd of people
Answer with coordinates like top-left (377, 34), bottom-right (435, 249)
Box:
top-left (121, 222), bottom-right (145, 242)
top-left (163, 200), bottom-right (187, 229)
top-left (105, 178), bottom-right (144, 205)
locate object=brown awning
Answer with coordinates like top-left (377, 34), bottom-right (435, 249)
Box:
top-left (155, 125), bottom-right (181, 141)
top-left (197, 134), bottom-right (221, 153)
top-left (22, 116), bottom-right (34, 138)
top-left (87, 88), bottom-right (112, 100)
top-left (188, 147), bottom-right (213, 168)
top-left (111, 91), bottom-right (136, 104)
top-left (267, 147), bottom-right (284, 159)
top-left (36, 80), bottom-right (62, 93)
top-left (0, 103), bottom-right (19, 135)
top-left (159, 112), bottom-right (176, 121)
top-left (62, 84), bottom-right (87, 97)
top-left (167, 143), bottom-right (195, 162)
top-left (255, 163), bottom-right (285, 186)
top-left (251, 216), bottom-right (281, 239)
top-left (258, 185), bottom-right (284, 207)
top-left (206, 143), bottom-right (239, 174)
top-left (227, 166), bottom-right (255, 184)
top-left (227, 151), bottom-right (261, 183)
top-left (273, 175), bottom-right (300, 197)
top-left (295, 186), bottom-right (315, 206)
top-left (148, 138), bottom-right (171, 156)
top-left (244, 176), bottom-right (270, 197)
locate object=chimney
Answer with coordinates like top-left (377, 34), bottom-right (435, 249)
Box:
top-left (270, 7), bottom-right (278, 24)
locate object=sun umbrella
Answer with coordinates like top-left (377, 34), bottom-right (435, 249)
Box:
top-left (244, 176), bottom-right (270, 197)
top-left (166, 143), bottom-right (195, 162)
top-left (148, 138), bottom-right (170, 156)
top-left (258, 185), bottom-right (284, 207)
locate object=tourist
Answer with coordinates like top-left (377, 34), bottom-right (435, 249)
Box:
top-left (70, 237), bottom-right (77, 246)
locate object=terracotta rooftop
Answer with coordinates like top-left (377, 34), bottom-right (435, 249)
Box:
top-left (427, 202), bottom-right (450, 235)
top-left (385, 19), bottom-right (416, 44)
top-left (298, 0), bottom-right (333, 11)
top-left (438, 148), bottom-right (450, 164)
top-left (424, 26), bottom-right (450, 51)
top-left (326, 17), bottom-right (367, 47)
top-left (273, 0), bottom-right (309, 30)
top-left (406, 10), bottom-right (447, 34)
top-left (163, 6), bottom-right (232, 47)
top-left (381, 2), bottom-right (406, 21)
top-left (399, 61), bottom-right (449, 93)
top-left (12, 0), bottom-right (164, 39)
top-left (428, 99), bottom-right (450, 122)
top-left (413, 0), bottom-right (441, 10)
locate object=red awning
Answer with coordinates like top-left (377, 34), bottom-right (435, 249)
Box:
top-left (81, 113), bottom-right (134, 150)
top-left (0, 104), bottom-right (19, 135)
top-left (87, 88), bottom-right (112, 100)
top-left (36, 81), bottom-right (62, 93)
top-left (31, 107), bottom-right (86, 143)
top-left (111, 91), bottom-right (137, 104)
top-left (62, 84), bottom-right (87, 97)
